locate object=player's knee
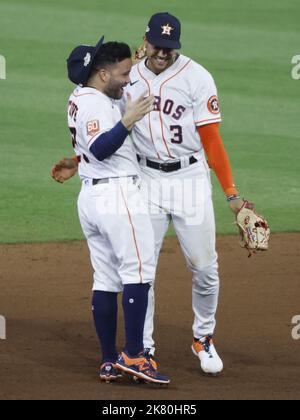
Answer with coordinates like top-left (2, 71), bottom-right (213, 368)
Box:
top-left (187, 251), bottom-right (218, 272)
top-left (187, 250), bottom-right (218, 273)
top-left (192, 264), bottom-right (219, 295)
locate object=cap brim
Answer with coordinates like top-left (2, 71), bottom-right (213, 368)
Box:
top-left (94, 35), bottom-right (105, 52)
top-left (146, 35), bottom-right (181, 50)
top-left (82, 35), bottom-right (105, 85)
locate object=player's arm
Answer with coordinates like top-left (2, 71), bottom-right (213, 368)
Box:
top-left (51, 93), bottom-right (154, 183)
top-left (50, 115), bottom-right (132, 181)
top-left (89, 92), bottom-right (154, 160)
top-left (197, 123), bottom-right (244, 214)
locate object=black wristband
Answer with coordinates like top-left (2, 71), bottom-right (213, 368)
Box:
top-left (226, 194), bottom-right (241, 202)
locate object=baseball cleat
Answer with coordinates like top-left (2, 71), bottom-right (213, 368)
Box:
top-left (192, 336), bottom-right (223, 375)
top-left (116, 351), bottom-right (170, 385)
top-left (99, 362), bottom-right (121, 383)
top-left (144, 348), bottom-right (158, 370)
top-left (130, 350), bottom-right (158, 384)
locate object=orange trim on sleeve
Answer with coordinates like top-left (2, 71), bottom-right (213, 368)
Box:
top-left (198, 123), bottom-right (238, 196)
top-left (195, 117), bottom-right (221, 126)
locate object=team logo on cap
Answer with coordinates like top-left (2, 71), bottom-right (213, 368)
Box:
top-left (207, 95), bottom-right (220, 114)
top-left (161, 23), bottom-right (174, 36)
top-left (84, 52), bottom-right (91, 67)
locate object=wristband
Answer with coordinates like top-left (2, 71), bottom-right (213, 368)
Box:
top-left (226, 194), bottom-right (241, 202)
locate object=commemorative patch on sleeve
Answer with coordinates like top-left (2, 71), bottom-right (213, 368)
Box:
top-left (207, 96), bottom-right (220, 114)
top-left (86, 120), bottom-right (100, 136)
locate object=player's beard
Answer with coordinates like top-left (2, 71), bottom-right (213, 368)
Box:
top-left (104, 78), bottom-right (126, 100)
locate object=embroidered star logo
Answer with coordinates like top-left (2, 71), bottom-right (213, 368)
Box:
top-left (83, 52), bottom-right (91, 67)
top-left (161, 23), bottom-right (174, 36)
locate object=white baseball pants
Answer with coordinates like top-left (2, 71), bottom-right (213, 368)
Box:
top-left (77, 177), bottom-right (156, 292)
top-left (140, 159), bottom-right (220, 352)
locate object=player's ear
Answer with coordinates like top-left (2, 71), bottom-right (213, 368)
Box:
top-left (98, 69), bottom-right (110, 83)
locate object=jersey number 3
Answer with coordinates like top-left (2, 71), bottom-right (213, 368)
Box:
top-left (170, 125), bottom-right (183, 144)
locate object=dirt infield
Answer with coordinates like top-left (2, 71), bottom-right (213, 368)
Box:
top-left (0, 234), bottom-right (299, 400)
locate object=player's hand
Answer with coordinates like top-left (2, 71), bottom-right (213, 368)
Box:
top-left (122, 92), bottom-right (154, 130)
top-left (50, 157), bottom-right (78, 183)
top-left (229, 198), bottom-right (254, 214)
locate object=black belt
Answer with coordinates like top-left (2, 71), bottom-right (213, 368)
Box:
top-left (92, 175), bottom-right (138, 186)
top-left (92, 178), bottom-right (109, 185)
top-left (137, 155), bottom-right (198, 173)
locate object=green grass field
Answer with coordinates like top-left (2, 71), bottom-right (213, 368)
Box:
top-left (1, 0), bottom-right (299, 243)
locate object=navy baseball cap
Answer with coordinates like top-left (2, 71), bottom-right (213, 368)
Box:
top-left (67, 36), bottom-right (104, 86)
top-left (145, 12), bottom-right (181, 49)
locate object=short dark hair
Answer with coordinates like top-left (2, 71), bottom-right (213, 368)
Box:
top-left (89, 42), bottom-right (131, 78)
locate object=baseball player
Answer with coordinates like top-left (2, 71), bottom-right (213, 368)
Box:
top-left (52, 13), bottom-right (251, 376)
top-left (65, 36), bottom-right (170, 384)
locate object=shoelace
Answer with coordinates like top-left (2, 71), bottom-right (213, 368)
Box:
top-left (201, 336), bottom-right (213, 354)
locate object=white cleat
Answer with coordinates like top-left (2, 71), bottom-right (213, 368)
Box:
top-left (191, 336), bottom-right (224, 376)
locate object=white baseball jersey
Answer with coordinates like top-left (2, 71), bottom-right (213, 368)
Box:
top-left (67, 86), bottom-right (139, 180)
top-left (119, 55), bottom-right (222, 351)
top-left (126, 54), bottom-right (221, 161)
top-left (69, 86), bottom-right (156, 292)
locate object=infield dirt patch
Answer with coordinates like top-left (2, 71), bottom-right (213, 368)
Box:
top-left (0, 234), bottom-right (299, 400)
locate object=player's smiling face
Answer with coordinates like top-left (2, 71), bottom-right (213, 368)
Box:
top-left (145, 40), bottom-right (177, 74)
top-left (104, 58), bottom-right (132, 100)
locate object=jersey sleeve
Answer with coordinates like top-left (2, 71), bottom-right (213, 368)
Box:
top-left (80, 98), bottom-right (117, 147)
top-left (116, 94), bottom-right (126, 116)
top-left (192, 70), bottom-right (222, 127)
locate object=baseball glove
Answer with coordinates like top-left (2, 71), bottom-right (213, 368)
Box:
top-left (236, 200), bottom-right (270, 257)
top-left (132, 43), bottom-right (147, 63)
top-left (50, 157), bottom-right (78, 183)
